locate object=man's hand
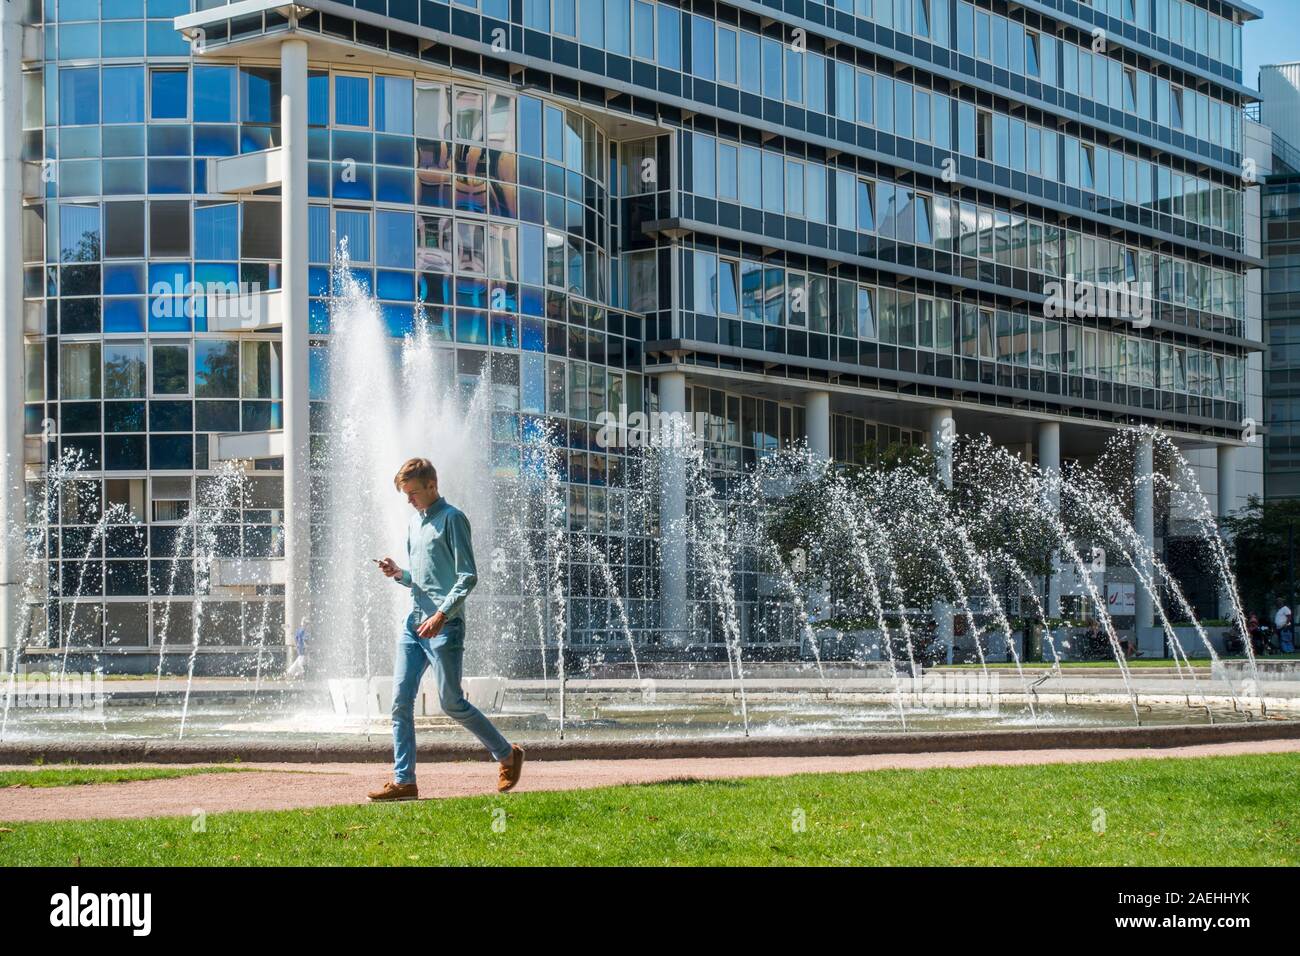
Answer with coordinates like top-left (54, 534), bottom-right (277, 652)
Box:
top-left (377, 557), bottom-right (403, 579)
top-left (417, 611), bottom-right (447, 639)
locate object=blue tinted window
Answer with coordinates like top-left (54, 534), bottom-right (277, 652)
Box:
top-left (59, 160), bottom-right (100, 197)
top-left (60, 68), bottom-right (100, 126)
top-left (102, 67), bottom-right (144, 124)
top-left (717, 27), bottom-right (736, 83)
top-left (59, 203), bottom-right (100, 262)
top-left (308, 205), bottom-right (331, 263)
top-left (554, 0), bottom-right (576, 36)
top-left (606, 0), bottom-right (629, 55)
top-left (194, 340), bottom-right (239, 398)
top-left (656, 5), bottom-right (681, 69)
top-left (309, 299), bottom-right (330, 334)
top-left (193, 125), bottom-right (238, 157)
top-left (375, 167), bottom-right (414, 204)
top-left (147, 0), bottom-right (189, 16)
top-left (375, 76), bottom-right (413, 133)
top-left (100, 21), bottom-right (144, 57)
top-left (103, 298), bottom-right (145, 332)
top-left (740, 32), bottom-right (760, 90)
top-left (456, 311), bottom-right (488, 344)
top-left (102, 0), bottom-right (144, 17)
top-left (524, 0), bottom-right (550, 30)
top-left (308, 72), bottom-right (329, 126)
top-left (376, 210), bottom-right (414, 268)
top-left (377, 270), bottom-right (414, 300)
top-left (147, 159), bottom-right (190, 193)
top-left (382, 303), bottom-right (414, 337)
top-left (578, 0), bottom-right (603, 45)
top-left (761, 38), bottom-right (782, 98)
top-left (691, 16), bottom-right (714, 80)
top-left (332, 162), bottom-right (373, 201)
top-left (150, 69), bottom-right (187, 120)
top-left (544, 106), bottom-right (563, 163)
top-left (240, 67), bottom-right (280, 124)
top-left (193, 66), bottom-right (236, 123)
top-left (149, 261), bottom-right (190, 291)
top-left (103, 262), bottom-right (145, 294)
top-left (194, 204), bottom-right (239, 260)
top-left (58, 23), bottom-right (99, 60)
top-left (146, 20), bottom-right (191, 56)
top-left (336, 75), bottom-right (370, 127)
top-left (336, 209), bottom-right (371, 262)
top-left (518, 96), bottom-right (542, 156)
top-left (60, 0), bottom-right (100, 19)
top-left (632, 0), bottom-right (653, 58)
top-left (194, 262), bottom-right (238, 287)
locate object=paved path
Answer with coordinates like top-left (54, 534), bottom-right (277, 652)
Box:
top-left (1, 738), bottom-right (1298, 823)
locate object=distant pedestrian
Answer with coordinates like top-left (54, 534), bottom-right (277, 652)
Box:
top-left (285, 620), bottom-right (308, 680)
top-left (1274, 598), bottom-right (1293, 654)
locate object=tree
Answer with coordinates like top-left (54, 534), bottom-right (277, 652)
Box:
top-left (1220, 494), bottom-right (1300, 614)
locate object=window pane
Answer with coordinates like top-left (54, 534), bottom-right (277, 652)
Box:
top-left (194, 340), bottom-right (239, 398)
top-left (103, 67), bottom-right (145, 124)
top-left (335, 75), bottom-right (371, 127)
top-left (193, 65), bottom-right (235, 123)
top-left (152, 344), bottom-right (189, 395)
top-left (150, 69), bottom-right (187, 120)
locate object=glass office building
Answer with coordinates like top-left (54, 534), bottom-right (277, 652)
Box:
top-left (0, 0), bottom-right (1265, 667)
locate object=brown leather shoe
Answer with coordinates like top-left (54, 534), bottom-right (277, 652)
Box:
top-left (497, 744), bottom-right (525, 792)
top-left (368, 781), bottom-right (418, 802)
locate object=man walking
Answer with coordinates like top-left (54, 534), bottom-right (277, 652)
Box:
top-left (368, 457), bottom-right (524, 801)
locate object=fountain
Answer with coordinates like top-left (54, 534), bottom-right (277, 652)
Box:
top-left (2, 256), bottom-right (1296, 748)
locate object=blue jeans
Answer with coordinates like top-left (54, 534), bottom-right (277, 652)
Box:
top-left (391, 610), bottom-right (512, 784)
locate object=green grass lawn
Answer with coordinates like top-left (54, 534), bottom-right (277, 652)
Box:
top-left (0, 765), bottom-right (252, 789)
top-left (2, 753), bottom-right (1297, 866)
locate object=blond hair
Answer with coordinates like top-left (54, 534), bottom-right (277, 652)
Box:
top-left (393, 457), bottom-right (438, 490)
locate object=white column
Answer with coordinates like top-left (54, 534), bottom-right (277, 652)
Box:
top-left (1038, 422), bottom-right (1061, 619)
top-left (0, 3), bottom-right (26, 666)
top-left (1217, 444), bottom-right (1238, 619)
top-left (805, 390), bottom-right (830, 461)
top-left (804, 390), bottom-right (832, 634)
top-left (1133, 433), bottom-right (1158, 655)
top-left (280, 38), bottom-right (310, 649)
top-left (929, 407), bottom-right (954, 663)
top-left (658, 371), bottom-right (689, 646)
top-left (929, 406), bottom-right (954, 489)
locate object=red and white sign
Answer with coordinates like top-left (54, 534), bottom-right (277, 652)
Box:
top-left (1106, 583), bottom-right (1136, 614)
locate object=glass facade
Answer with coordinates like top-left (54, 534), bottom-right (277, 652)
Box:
top-left (11, 0), bottom-right (1260, 656)
top-left (1265, 175), bottom-right (1300, 500)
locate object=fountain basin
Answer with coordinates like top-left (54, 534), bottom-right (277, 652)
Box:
top-left (326, 676), bottom-right (508, 717)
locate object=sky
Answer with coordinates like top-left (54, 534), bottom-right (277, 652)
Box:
top-left (1242, 0), bottom-right (1300, 89)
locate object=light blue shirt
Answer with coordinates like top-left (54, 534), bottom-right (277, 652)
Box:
top-left (394, 496), bottom-right (478, 620)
